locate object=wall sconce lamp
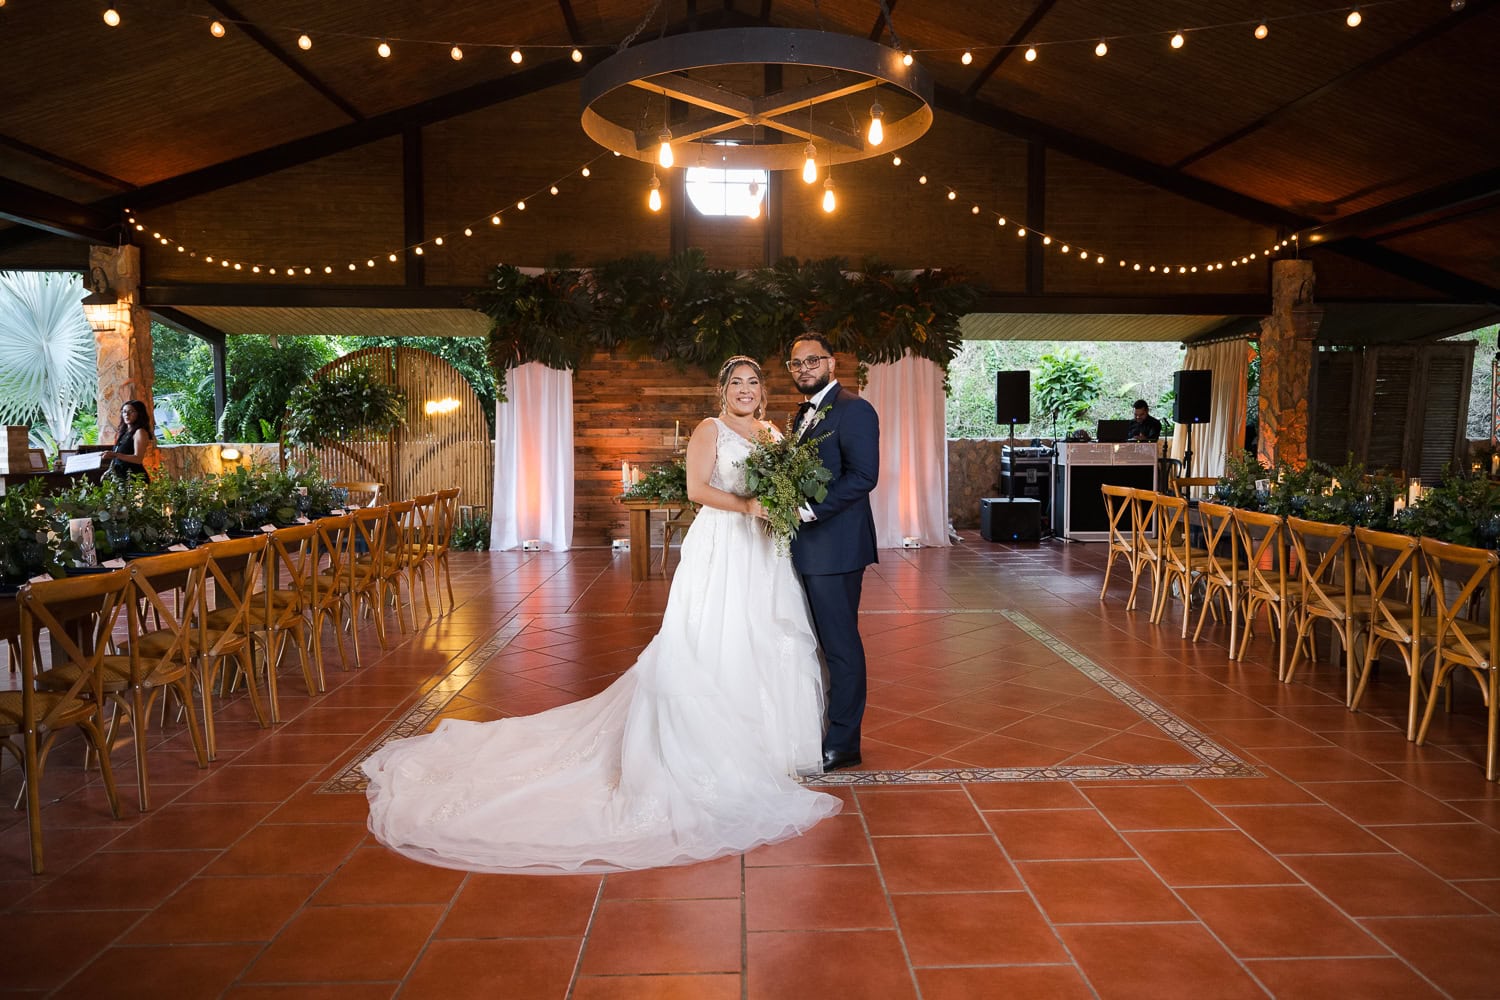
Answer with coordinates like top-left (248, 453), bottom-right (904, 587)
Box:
top-left (219, 446), bottom-right (242, 463)
top-left (423, 397), bottom-right (461, 416)
top-left (80, 266), bottom-right (128, 334)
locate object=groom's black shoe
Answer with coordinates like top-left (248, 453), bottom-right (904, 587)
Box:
top-left (822, 749), bottom-right (862, 772)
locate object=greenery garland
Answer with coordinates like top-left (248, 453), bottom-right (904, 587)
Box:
top-left (472, 250), bottom-right (979, 398)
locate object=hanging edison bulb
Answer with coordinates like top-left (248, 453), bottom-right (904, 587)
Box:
top-left (1094, 39), bottom-right (1108, 57)
top-left (867, 101), bottom-right (884, 146)
top-left (1346, 8), bottom-right (1362, 26)
top-left (377, 39), bottom-right (392, 58)
top-left (450, 45), bottom-right (463, 60)
top-left (657, 128), bottom-right (674, 168)
top-left (298, 33), bottom-right (312, 50)
top-left (1024, 46), bottom-right (1037, 62)
top-left (802, 143), bottom-right (818, 184)
top-left (210, 20), bottom-right (226, 37)
top-left (511, 48), bottom-right (523, 63)
top-left (103, 8), bottom-right (121, 26)
top-left (648, 174), bottom-right (663, 212)
top-left (1170, 31), bottom-right (1185, 49)
top-left (822, 177), bottom-right (836, 213)
top-left (961, 50), bottom-right (973, 65)
top-left (902, 51), bottom-right (914, 66)
top-left (571, 48), bottom-right (583, 62)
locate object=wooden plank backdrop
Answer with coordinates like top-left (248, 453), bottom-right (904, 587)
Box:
top-left (285, 346), bottom-right (491, 509)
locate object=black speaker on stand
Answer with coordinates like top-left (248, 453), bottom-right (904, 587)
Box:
top-left (1173, 369), bottom-right (1213, 477)
top-left (984, 370), bottom-right (1042, 542)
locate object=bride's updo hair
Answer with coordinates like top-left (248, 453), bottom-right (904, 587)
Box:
top-left (716, 355), bottom-right (766, 420)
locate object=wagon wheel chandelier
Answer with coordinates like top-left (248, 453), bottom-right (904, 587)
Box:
top-left (580, 28), bottom-right (934, 173)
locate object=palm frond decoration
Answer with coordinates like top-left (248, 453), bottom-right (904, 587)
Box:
top-left (0, 271), bottom-right (96, 448)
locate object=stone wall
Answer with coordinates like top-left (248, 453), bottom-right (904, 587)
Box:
top-left (949, 439), bottom-right (1006, 529)
top-left (157, 442), bottom-right (280, 480)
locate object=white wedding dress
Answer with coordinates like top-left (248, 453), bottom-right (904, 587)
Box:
top-left (363, 418), bottom-right (840, 873)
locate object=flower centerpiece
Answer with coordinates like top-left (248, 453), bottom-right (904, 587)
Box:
top-left (621, 457), bottom-right (690, 505)
top-left (740, 410), bottom-right (833, 554)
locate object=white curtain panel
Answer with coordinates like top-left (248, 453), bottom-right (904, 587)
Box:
top-left (491, 362), bottom-right (574, 551)
top-left (863, 353), bottom-right (952, 548)
top-left (1169, 339), bottom-right (1251, 480)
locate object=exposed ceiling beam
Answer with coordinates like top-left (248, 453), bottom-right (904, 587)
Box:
top-left (0, 177), bottom-right (115, 242)
top-left (557, 0), bottom-right (584, 43)
top-left (142, 283), bottom-right (474, 309)
top-left (933, 85), bottom-right (1305, 230)
top-left (1303, 165), bottom-right (1500, 244)
top-left (150, 306), bottom-right (226, 345)
top-left (971, 293), bottom-right (1268, 315)
top-left (0, 134), bottom-right (132, 191)
top-left (1321, 239), bottom-right (1500, 306)
top-left (1173, 0), bottom-right (1497, 170)
top-left (964, 0), bottom-right (1060, 100)
top-left (868, 0), bottom-right (895, 42)
top-left (204, 0), bottom-right (364, 122)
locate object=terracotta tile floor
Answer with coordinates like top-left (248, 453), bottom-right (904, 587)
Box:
top-left (6, 537), bottom-right (1500, 997)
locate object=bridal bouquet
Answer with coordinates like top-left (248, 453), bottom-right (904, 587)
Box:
top-left (741, 410), bottom-right (833, 554)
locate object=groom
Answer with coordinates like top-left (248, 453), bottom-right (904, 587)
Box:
top-left (787, 334), bottom-right (879, 772)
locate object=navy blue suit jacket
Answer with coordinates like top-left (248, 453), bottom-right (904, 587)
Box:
top-left (790, 384), bottom-right (880, 576)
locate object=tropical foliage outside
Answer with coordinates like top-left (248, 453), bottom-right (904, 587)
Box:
top-left (0, 271), bottom-right (97, 450)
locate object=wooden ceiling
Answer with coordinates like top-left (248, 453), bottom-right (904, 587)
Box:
top-left (1, 0), bottom-right (1497, 305)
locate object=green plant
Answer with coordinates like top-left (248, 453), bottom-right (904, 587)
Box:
top-left (283, 362), bottom-right (407, 449)
top-left (0, 271), bottom-right (96, 449)
top-left (1215, 451), bottom-right (1268, 509)
top-left (450, 511), bottom-right (491, 551)
top-left (1394, 471), bottom-right (1500, 547)
top-left (216, 335), bottom-right (340, 442)
top-left (1264, 462), bottom-right (1328, 518)
top-left (0, 480), bottom-right (80, 584)
top-left (1033, 347), bottom-right (1103, 426)
top-left (621, 458), bottom-right (690, 504)
top-left (1298, 457), bottom-right (1405, 529)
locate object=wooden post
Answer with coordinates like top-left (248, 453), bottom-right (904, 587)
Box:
top-left (1256, 259), bottom-right (1316, 470)
top-left (90, 244), bottom-right (153, 441)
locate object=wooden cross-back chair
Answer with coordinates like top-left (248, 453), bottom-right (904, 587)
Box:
top-left (307, 513), bottom-right (355, 679)
top-left (344, 506), bottom-right (390, 659)
top-left (1232, 508), bottom-right (1293, 678)
top-left (1099, 485), bottom-right (1140, 605)
top-left (1148, 493), bottom-right (1195, 631)
top-left (1192, 501), bottom-right (1243, 647)
top-left (200, 534), bottom-right (271, 756)
top-left (1416, 537), bottom-right (1500, 780)
top-left (333, 480), bottom-right (382, 508)
top-left (6, 572), bottom-right (128, 873)
top-left (1353, 527), bottom-right (1425, 738)
top-left (1284, 517), bottom-right (1367, 703)
top-left (404, 493), bottom-right (439, 625)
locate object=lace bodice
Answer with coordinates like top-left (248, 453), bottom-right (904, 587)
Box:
top-left (710, 418), bottom-right (759, 497)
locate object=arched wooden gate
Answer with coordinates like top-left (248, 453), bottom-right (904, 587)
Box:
top-left (284, 346), bottom-right (490, 507)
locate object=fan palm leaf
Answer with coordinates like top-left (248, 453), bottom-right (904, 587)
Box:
top-left (0, 270), bottom-right (96, 446)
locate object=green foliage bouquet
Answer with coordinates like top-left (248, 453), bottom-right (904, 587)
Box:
top-left (284, 363), bottom-right (407, 449)
top-left (621, 457), bottom-right (690, 504)
top-left (741, 414), bottom-right (833, 555)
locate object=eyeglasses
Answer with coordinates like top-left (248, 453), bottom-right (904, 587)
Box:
top-left (785, 355), bottom-right (831, 372)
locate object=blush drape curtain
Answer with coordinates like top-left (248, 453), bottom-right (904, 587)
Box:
top-left (1169, 339), bottom-right (1251, 480)
top-left (862, 353), bottom-right (951, 549)
top-left (490, 362), bottom-right (574, 551)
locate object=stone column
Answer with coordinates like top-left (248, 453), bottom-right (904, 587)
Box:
top-left (90, 244), bottom-right (153, 437)
top-left (1256, 259), bottom-right (1316, 470)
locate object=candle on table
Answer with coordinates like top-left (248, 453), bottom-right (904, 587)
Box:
top-left (621, 460), bottom-right (629, 487)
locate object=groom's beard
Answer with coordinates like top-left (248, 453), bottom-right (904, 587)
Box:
top-left (795, 371), bottom-right (832, 397)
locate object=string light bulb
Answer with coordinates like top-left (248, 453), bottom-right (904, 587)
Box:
top-left (802, 143), bottom-right (818, 184)
top-left (413, 248), bottom-right (422, 256)
top-left (1094, 39), bottom-right (1108, 57)
top-left (103, 8), bottom-right (121, 26)
top-left (298, 33), bottom-right (312, 50)
top-left (463, 227), bottom-right (472, 236)
top-left (450, 45), bottom-right (463, 60)
top-left (947, 190), bottom-right (957, 201)
top-left (902, 51), bottom-right (914, 66)
top-left (892, 154), bottom-right (901, 166)
top-left (210, 20), bottom-right (226, 38)
top-left (648, 173), bottom-right (662, 212)
top-left (516, 200), bottom-right (526, 211)
top-left (491, 215), bottom-right (501, 225)
top-left (549, 185), bottom-right (559, 195)
top-left (867, 101), bottom-right (884, 146)
top-left (961, 50), bottom-right (973, 65)
top-left (1170, 31), bottom-right (1185, 49)
top-left (377, 39), bottom-right (391, 58)
top-left (1451, 0), bottom-right (1467, 9)
top-left (571, 48), bottom-right (583, 62)
top-left (822, 177), bottom-right (835, 213)
top-left (581, 166), bottom-right (591, 177)
top-left (510, 48), bottom-right (523, 64)
top-left (657, 128), bottom-right (674, 168)
top-left (1254, 22), bottom-right (1269, 39)
top-left (1024, 46), bottom-right (1037, 62)
top-left (918, 174), bottom-right (928, 184)
top-left (1346, 8), bottom-right (1362, 26)
top-left (388, 253), bottom-right (397, 262)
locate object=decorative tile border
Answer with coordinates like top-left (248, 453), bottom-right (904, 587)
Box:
top-left (318, 616), bottom-right (529, 794)
top-left (321, 607), bottom-right (1255, 794)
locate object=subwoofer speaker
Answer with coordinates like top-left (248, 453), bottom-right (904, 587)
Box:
top-left (996, 370), bottom-right (1030, 425)
top-left (1173, 369), bottom-right (1212, 424)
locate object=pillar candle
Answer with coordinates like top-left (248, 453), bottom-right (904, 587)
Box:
top-left (1407, 479), bottom-right (1422, 506)
top-left (621, 460), bottom-right (630, 486)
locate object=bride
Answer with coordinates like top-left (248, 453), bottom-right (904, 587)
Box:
top-left (363, 356), bottom-right (841, 873)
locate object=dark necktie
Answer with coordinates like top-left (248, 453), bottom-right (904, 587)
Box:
top-left (794, 400), bottom-right (814, 433)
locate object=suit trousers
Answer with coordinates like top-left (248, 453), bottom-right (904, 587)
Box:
top-left (801, 569), bottom-right (867, 754)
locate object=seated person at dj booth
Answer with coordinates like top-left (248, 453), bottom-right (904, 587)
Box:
top-left (1126, 399), bottom-right (1162, 442)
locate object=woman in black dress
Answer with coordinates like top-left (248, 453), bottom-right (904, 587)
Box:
top-left (101, 399), bottom-right (155, 483)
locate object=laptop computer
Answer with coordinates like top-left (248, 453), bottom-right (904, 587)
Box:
top-left (1096, 419), bottom-right (1134, 443)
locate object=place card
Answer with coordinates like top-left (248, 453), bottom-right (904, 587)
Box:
top-left (167, 543), bottom-right (189, 552)
top-left (330, 508), bottom-right (346, 516)
top-left (209, 533), bottom-right (231, 543)
top-left (259, 524), bottom-right (278, 533)
top-left (102, 558), bottom-right (127, 568)
top-left (28, 573), bottom-right (53, 583)
top-left (294, 516), bottom-right (311, 524)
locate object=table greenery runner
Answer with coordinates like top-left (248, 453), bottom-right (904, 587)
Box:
top-left (474, 251), bottom-right (979, 399)
top-left (0, 464), bottom-right (343, 588)
top-left (1215, 452), bottom-right (1500, 547)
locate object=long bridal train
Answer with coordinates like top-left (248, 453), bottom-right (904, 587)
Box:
top-left (363, 419), bottom-right (839, 874)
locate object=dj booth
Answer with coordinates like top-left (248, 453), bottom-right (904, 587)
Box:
top-left (1051, 442), bottom-right (1158, 541)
